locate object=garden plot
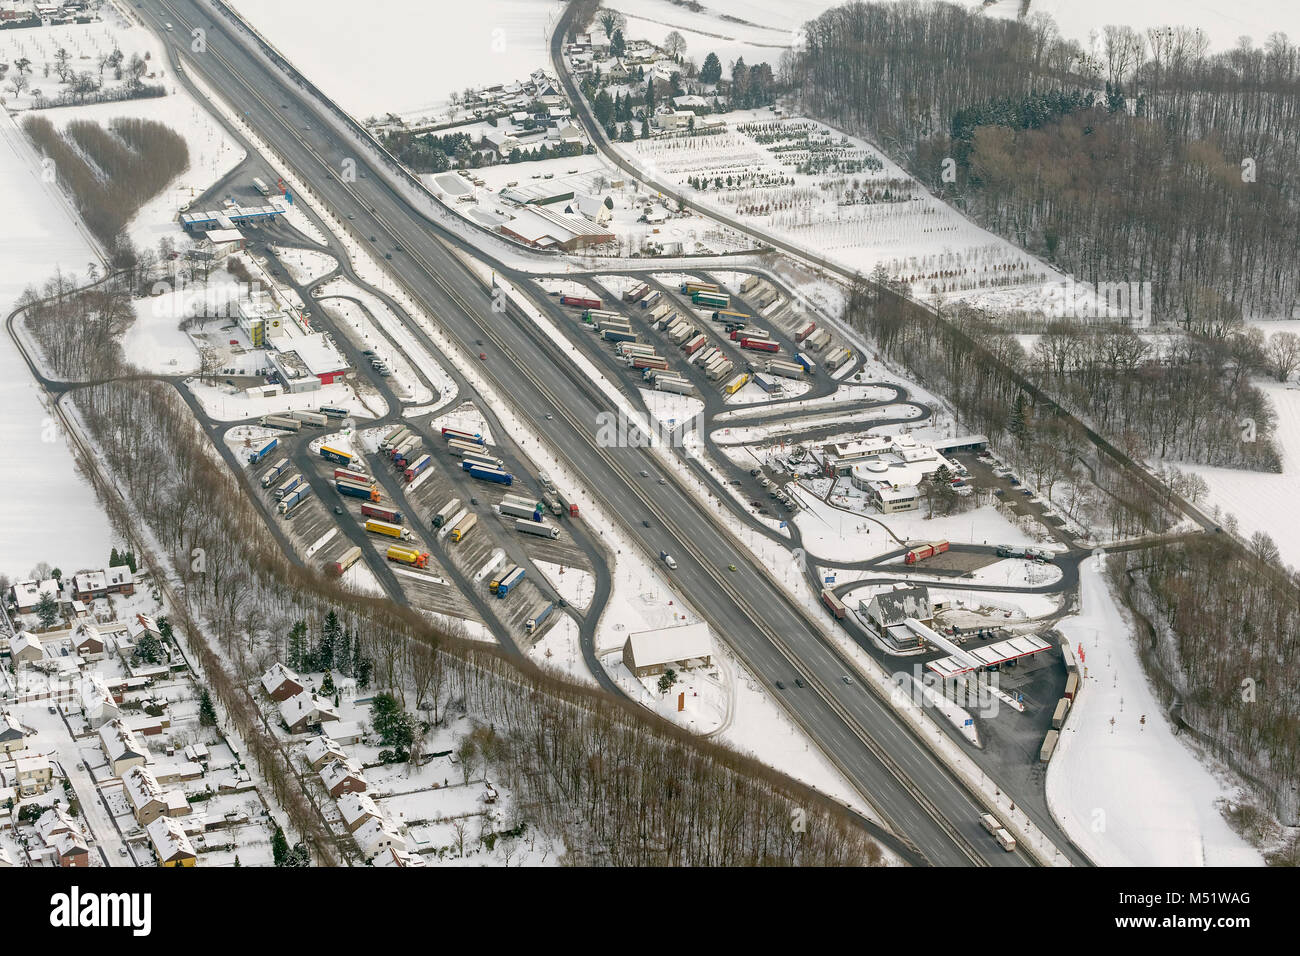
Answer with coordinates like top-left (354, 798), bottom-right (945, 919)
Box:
top-left (622, 113), bottom-right (1054, 302)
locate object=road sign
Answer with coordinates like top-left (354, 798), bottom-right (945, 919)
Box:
top-left (824, 575), bottom-right (835, 584)
top-left (964, 718), bottom-right (973, 727)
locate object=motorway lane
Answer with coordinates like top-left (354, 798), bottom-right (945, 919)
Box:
top-left (138, 0), bottom-right (1053, 866)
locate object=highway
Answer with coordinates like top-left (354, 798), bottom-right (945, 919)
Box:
top-left (131, 0), bottom-right (1080, 866)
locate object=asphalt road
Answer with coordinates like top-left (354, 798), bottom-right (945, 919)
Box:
top-left (129, 0), bottom-right (1084, 866)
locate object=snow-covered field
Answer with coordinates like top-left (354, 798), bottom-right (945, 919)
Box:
top-left (0, 112), bottom-right (115, 578)
top-left (1006, 0), bottom-right (1300, 51)
top-left (1177, 379), bottom-right (1300, 569)
top-left (229, 0), bottom-right (564, 118)
top-left (1047, 564), bottom-right (1261, 866)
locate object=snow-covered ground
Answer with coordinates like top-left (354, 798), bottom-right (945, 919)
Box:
top-left (1047, 564), bottom-right (1262, 866)
top-left (229, 0), bottom-right (564, 118)
top-left (998, 0), bottom-right (1300, 51)
top-left (1177, 379), bottom-right (1300, 569)
top-left (0, 112), bottom-right (115, 578)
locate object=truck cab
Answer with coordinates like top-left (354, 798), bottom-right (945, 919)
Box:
top-left (660, 552), bottom-right (677, 570)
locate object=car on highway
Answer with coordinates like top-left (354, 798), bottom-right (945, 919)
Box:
top-left (333, 507), bottom-right (343, 515)
top-left (775, 680), bottom-right (785, 690)
top-left (657, 477), bottom-right (666, 485)
top-left (842, 675), bottom-right (853, 684)
top-left (640, 470), bottom-right (649, 478)
top-left (728, 564), bottom-right (737, 572)
top-left (642, 519), bottom-right (650, 528)
top-left (478, 352), bottom-right (487, 361)
top-left (385, 253), bottom-right (393, 260)
top-left (794, 677), bottom-right (805, 688)
top-left (369, 235), bottom-right (377, 242)
top-left (660, 552), bottom-right (677, 569)
top-left (362, 349), bottom-right (374, 356)
top-left (347, 213), bottom-right (355, 220)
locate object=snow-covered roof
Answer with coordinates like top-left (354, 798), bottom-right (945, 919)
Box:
top-left (261, 661), bottom-right (301, 695)
top-left (624, 622), bottom-right (712, 669)
top-left (10, 632), bottom-right (41, 658)
top-left (37, 806), bottom-right (76, 842)
top-left (866, 587), bottom-right (933, 627)
top-left (11, 578), bottom-right (57, 608)
top-left (146, 815), bottom-right (196, 862)
top-left (304, 735), bottom-right (344, 767)
top-left (320, 757), bottom-right (365, 793)
top-left (99, 718), bottom-right (146, 764)
top-left (354, 815), bottom-right (405, 856)
top-left (123, 765), bottom-right (170, 811)
top-left (337, 791), bottom-right (381, 829)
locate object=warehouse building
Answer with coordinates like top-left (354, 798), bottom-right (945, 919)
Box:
top-left (622, 622), bottom-right (713, 677)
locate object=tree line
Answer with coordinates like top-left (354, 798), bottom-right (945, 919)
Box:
top-left (790, 1), bottom-right (1300, 321)
top-left (22, 115), bottom-right (188, 255)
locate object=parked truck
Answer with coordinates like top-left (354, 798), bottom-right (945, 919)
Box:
top-left (386, 545), bottom-right (430, 569)
top-left (681, 280), bottom-right (719, 295)
top-left (766, 359), bottom-right (805, 378)
top-left (692, 291), bottom-right (730, 309)
top-left (273, 474), bottom-right (303, 501)
top-left (319, 445), bottom-right (354, 466)
top-left (450, 512), bottom-right (477, 542)
top-left (365, 518), bottom-right (412, 540)
top-left (500, 501), bottom-right (543, 521)
top-left (641, 290), bottom-right (662, 310)
top-left (465, 464), bottom-right (513, 485)
top-left (515, 518), bottom-right (559, 539)
top-left (824, 347), bottom-right (853, 371)
top-left (633, 356), bottom-right (669, 371)
top-left (602, 329), bottom-right (637, 344)
top-left (278, 485), bottom-right (313, 515)
top-left (794, 321), bottom-right (817, 342)
top-left (806, 328), bottom-right (832, 351)
top-left (404, 454), bottom-right (433, 482)
top-left (904, 540), bottom-right (950, 564)
top-left (489, 564), bottom-right (519, 593)
top-left (583, 308), bottom-right (622, 324)
top-left (795, 352), bottom-right (815, 373)
top-left (261, 414), bottom-right (301, 432)
top-left (247, 437), bottom-right (278, 464)
top-left (260, 458), bottom-right (290, 487)
top-left (1039, 729), bottom-right (1060, 762)
top-left (731, 327), bottom-right (769, 341)
top-left (560, 294), bottom-right (601, 310)
top-left (660, 551), bottom-right (677, 569)
top-left (656, 376), bottom-right (695, 395)
top-left (440, 427), bottom-right (484, 445)
top-left (332, 545), bottom-right (362, 576)
top-left (723, 372), bottom-right (750, 395)
top-left (290, 410), bottom-right (328, 427)
top-left (1052, 697), bottom-right (1071, 730)
top-left (741, 338), bottom-right (780, 353)
top-left (624, 282), bottom-right (650, 302)
top-left (526, 602), bottom-right (556, 634)
top-left (336, 479), bottom-right (380, 502)
top-left (361, 502), bottom-right (404, 524)
top-left (432, 497), bottom-right (461, 528)
top-left (496, 566), bottom-right (526, 598)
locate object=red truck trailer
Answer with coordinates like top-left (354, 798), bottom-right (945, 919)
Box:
top-left (905, 540), bottom-right (950, 564)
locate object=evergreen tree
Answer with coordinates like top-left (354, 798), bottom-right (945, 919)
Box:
top-left (271, 826), bottom-right (289, 866)
top-left (35, 592), bottom-right (59, 629)
top-left (287, 620), bottom-right (307, 671)
top-left (321, 669), bottom-right (335, 696)
top-left (700, 52), bottom-right (722, 85)
top-left (110, 547), bottom-right (121, 567)
top-left (1008, 392), bottom-right (1029, 443)
top-left (337, 627), bottom-right (352, 676)
top-left (320, 611), bottom-right (340, 671)
top-left (198, 688), bottom-right (217, 727)
top-left (645, 77), bottom-right (655, 117)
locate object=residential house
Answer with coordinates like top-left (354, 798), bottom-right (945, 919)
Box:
top-left (260, 662), bottom-right (303, 702)
top-left (354, 815), bottom-right (405, 860)
top-left (70, 566), bottom-right (134, 602)
top-left (80, 673), bottom-right (120, 728)
top-left (319, 757), bottom-right (366, 798)
top-left (122, 765), bottom-right (190, 826)
top-left (99, 718), bottom-right (148, 776)
top-left (71, 622), bottom-right (104, 660)
top-left (303, 735), bottom-right (346, 772)
top-left (10, 632), bottom-right (43, 666)
top-left (147, 815), bottom-right (197, 867)
top-left (14, 753), bottom-right (52, 795)
top-left (11, 578), bottom-right (58, 614)
top-left (337, 791), bottom-right (382, 833)
top-left (54, 830), bottom-right (90, 868)
top-left (622, 622), bottom-right (713, 678)
top-left (279, 690), bottom-right (338, 735)
top-left (0, 714), bottom-right (24, 755)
